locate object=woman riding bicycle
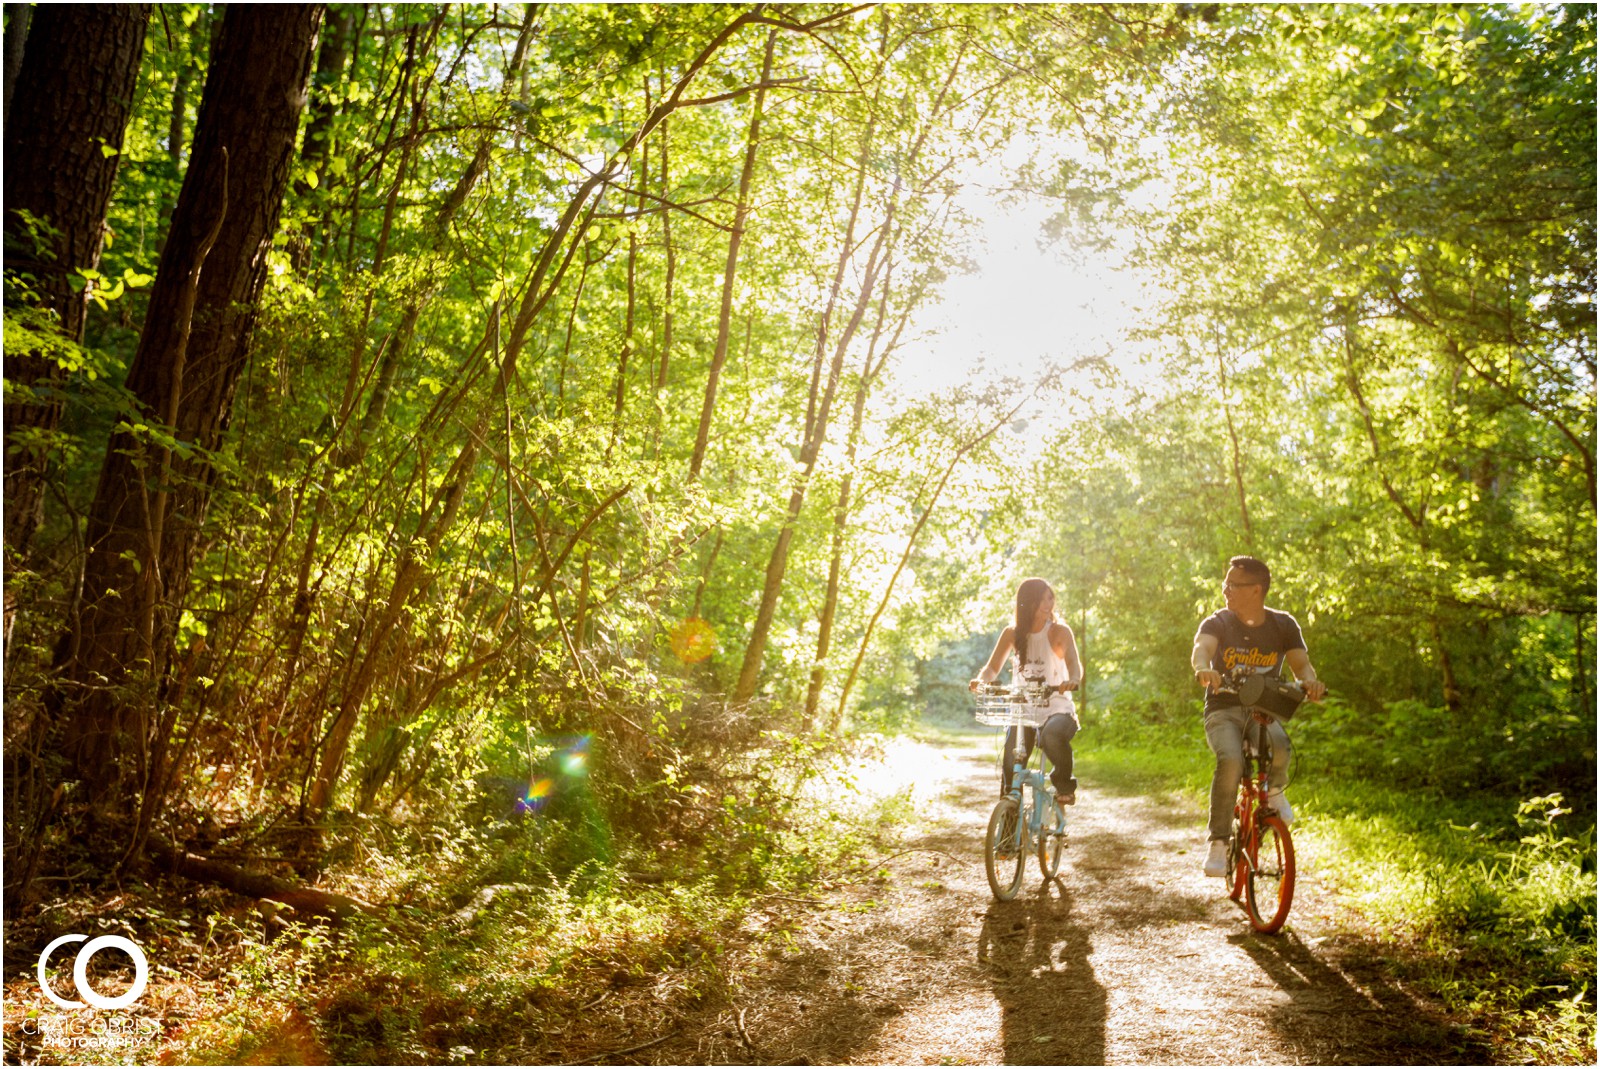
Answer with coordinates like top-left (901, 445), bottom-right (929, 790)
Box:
top-left (969, 578), bottom-right (1083, 807)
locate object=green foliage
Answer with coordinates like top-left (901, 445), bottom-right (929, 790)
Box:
top-left (4, 6), bottom-right (1590, 1060)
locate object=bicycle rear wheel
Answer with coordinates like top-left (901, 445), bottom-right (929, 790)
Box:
top-left (1244, 814), bottom-right (1295, 933)
top-left (1037, 798), bottom-right (1064, 878)
top-left (984, 797), bottom-right (1025, 901)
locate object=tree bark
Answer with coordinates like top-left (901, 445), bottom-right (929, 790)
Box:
top-left (732, 114), bottom-right (891, 702)
top-left (688, 31), bottom-right (774, 480)
top-left (1214, 343), bottom-right (1254, 549)
top-left (3, 4), bottom-right (149, 641)
top-left (805, 265), bottom-right (897, 726)
top-left (656, 95), bottom-right (676, 395)
top-left (1430, 615), bottom-right (1463, 714)
top-left (308, 411), bottom-right (483, 811)
top-left (300, 4), bottom-right (352, 178)
top-left (1, 4), bottom-right (29, 125)
top-left (55, 4), bottom-right (323, 802)
top-left (832, 397), bottom-right (1028, 728)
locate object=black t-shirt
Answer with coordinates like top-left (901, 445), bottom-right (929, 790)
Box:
top-left (1196, 608), bottom-right (1306, 712)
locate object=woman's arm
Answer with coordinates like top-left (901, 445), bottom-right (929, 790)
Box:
top-left (1052, 622), bottom-right (1083, 690)
top-left (969, 626), bottom-right (1016, 690)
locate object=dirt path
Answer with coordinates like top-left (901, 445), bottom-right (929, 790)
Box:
top-left (653, 731), bottom-right (1489, 1066)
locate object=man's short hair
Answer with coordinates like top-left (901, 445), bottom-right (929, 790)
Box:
top-left (1228, 555), bottom-right (1271, 595)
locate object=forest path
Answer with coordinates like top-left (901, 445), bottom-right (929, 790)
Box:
top-left (652, 730), bottom-right (1486, 1066)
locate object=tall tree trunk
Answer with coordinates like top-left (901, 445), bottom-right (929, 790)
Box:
top-left (733, 212), bottom-right (892, 702)
top-left (805, 271), bottom-right (897, 727)
top-left (3, 4), bottom-right (149, 654)
top-left (832, 398), bottom-right (1027, 729)
top-left (656, 96), bottom-right (676, 396)
top-left (1430, 616), bottom-right (1463, 714)
top-left (1, 3), bottom-right (30, 124)
top-left (611, 131), bottom-right (643, 453)
top-left (300, 4), bottom-right (351, 179)
top-left (688, 31), bottom-right (774, 480)
top-left (155, 14), bottom-right (202, 261)
top-left (308, 422), bottom-right (481, 810)
top-left (341, 136), bottom-right (492, 467)
top-left (1574, 613), bottom-right (1591, 720)
top-left (289, 4), bottom-right (350, 271)
top-left (1214, 343), bottom-right (1254, 548)
top-left (733, 68), bottom-right (891, 701)
top-left (55, 4), bottom-right (323, 802)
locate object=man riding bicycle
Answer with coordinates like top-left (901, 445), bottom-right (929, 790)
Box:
top-left (1190, 556), bottom-right (1326, 877)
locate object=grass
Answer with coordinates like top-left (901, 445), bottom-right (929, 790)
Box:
top-left (1073, 717), bottom-right (1597, 1064)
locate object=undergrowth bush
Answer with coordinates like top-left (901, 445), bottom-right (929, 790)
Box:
top-left (146, 706), bottom-right (913, 1064)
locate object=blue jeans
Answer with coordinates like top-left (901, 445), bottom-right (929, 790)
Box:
top-left (1204, 705), bottom-right (1291, 842)
top-left (1003, 712), bottom-right (1079, 796)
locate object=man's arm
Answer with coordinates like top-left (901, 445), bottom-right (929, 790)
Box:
top-left (1285, 648), bottom-right (1326, 702)
top-left (1191, 633), bottom-right (1221, 692)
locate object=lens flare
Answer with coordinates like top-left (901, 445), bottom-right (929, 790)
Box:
top-left (518, 777), bottom-right (555, 813)
top-left (669, 617), bottom-right (716, 663)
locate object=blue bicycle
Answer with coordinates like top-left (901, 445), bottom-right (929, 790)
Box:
top-left (973, 683), bottom-right (1068, 900)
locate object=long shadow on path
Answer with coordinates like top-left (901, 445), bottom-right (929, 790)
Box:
top-left (1230, 929), bottom-right (1493, 1065)
top-left (979, 882), bottom-right (1108, 1066)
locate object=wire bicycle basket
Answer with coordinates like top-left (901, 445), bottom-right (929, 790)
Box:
top-left (973, 682), bottom-right (1058, 726)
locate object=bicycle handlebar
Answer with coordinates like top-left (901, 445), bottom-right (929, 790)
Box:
top-left (1209, 671), bottom-right (1307, 720)
top-left (972, 680), bottom-right (1077, 697)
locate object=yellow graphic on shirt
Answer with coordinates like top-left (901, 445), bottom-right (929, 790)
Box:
top-left (1222, 647), bottom-right (1280, 671)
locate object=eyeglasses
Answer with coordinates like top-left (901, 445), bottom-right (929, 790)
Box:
top-left (1222, 581), bottom-right (1261, 592)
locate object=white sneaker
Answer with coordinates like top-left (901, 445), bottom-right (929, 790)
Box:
top-left (1203, 839), bottom-right (1228, 877)
top-left (1268, 789), bottom-right (1294, 824)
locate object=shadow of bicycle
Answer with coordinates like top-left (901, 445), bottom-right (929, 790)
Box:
top-left (1228, 928), bottom-right (1492, 1064)
top-left (978, 879), bottom-right (1107, 1066)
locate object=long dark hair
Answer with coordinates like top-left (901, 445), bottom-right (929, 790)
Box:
top-left (1013, 578), bottom-right (1054, 662)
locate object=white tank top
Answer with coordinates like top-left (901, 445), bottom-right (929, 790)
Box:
top-left (1011, 625), bottom-right (1076, 725)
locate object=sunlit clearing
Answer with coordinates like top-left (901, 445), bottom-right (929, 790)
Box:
top-left (898, 177), bottom-right (1157, 409)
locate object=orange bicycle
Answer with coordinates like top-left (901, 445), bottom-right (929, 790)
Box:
top-left (1220, 674), bottom-right (1303, 934)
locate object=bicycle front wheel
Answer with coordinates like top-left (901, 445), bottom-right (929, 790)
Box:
top-left (984, 797), bottom-right (1025, 901)
top-left (1038, 798), bottom-right (1064, 878)
top-left (1244, 814), bottom-right (1295, 933)
top-left (1227, 804), bottom-right (1248, 902)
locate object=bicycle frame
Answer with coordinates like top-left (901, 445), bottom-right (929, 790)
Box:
top-left (974, 683), bottom-right (1069, 899)
top-left (1228, 711), bottom-right (1296, 932)
top-left (1001, 729), bottom-right (1060, 854)
top-left (1227, 717), bottom-right (1274, 900)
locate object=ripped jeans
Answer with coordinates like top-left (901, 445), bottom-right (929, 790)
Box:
top-left (1204, 704), bottom-right (1291, 842)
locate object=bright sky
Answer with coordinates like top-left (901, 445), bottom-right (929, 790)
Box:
top-left (894, 186), bottom-right (1152, 404)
